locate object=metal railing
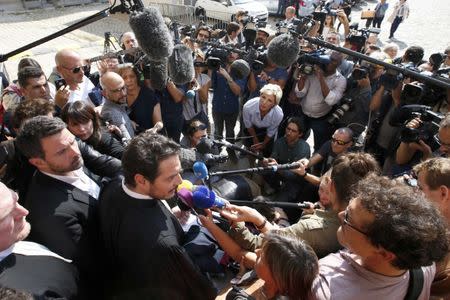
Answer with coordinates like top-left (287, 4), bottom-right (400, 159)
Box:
top-left (147, 1), bottom-right (231, 28)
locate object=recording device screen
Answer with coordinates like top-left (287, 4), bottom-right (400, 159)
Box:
top-left (55, 78), bottom-right (67, 90)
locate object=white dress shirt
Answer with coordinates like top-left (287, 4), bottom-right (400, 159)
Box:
top-left (242, 97), bottom-right (284, 138)
top-left (42, 168), bottom-right (100, 199)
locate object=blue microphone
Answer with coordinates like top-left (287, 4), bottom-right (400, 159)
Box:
top-left (192, 186), bottom-right (226, 209)
top-left (193, 161), bottom-right (209, 180)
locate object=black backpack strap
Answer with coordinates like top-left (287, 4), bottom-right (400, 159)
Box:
top-left (404, 268), bottom-right (424, 300)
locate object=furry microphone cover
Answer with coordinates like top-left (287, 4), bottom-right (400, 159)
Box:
top-left (267, 33), bottom-right (300, 68)
top-left (168, 44), bottom-right (195, 85)
top-left (129, 7), bottom-right (174, 62)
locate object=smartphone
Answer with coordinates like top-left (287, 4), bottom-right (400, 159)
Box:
top-left (55, 78), bottom-right (67, 90)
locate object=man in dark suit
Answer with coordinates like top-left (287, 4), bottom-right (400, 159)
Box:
top-left (0, 182), bottom-right (80, 299)
top-left (99, 133), bottom-right (216, 299)
top-left (15, 116), bottom-right (120, 297)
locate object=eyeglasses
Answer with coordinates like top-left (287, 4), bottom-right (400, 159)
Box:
top-left (110, 86), bottom-right (127, 94)
top-left (331, 137), bottom-right (351, 146)
top-left (434, 134), bottom-right (450, 148)
top-left (286, 126), bottom-right (299, 133)
top-left (343, 209), bottom-right (367, 235)
top-left (61, 65), bottom-right (87, 74)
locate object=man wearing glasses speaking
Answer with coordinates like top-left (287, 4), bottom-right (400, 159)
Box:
top-left (302, 127), bottom-right (354, 177)
top-left (54, 49), bottom-right (95, 106)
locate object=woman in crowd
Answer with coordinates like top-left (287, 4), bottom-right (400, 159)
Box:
top-left (182, 49), bottom-right (210, 134)
top-left (117, 64), bottom-right (162, 133)
top-left (199, 207), bottom-right (319, 300)
top-left (383, 43), bottom-right (399, 59)
top-left (180, 119), bottom-right (208, 149)
top-left (252, 233), bottom-right (318, 300)
top-left (242, 84), bottom-right (284, 157)
top-left (61, 101), bottom-right (124, 159)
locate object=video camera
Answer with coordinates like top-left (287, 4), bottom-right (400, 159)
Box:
top-left (389, 104), bottom-right (443, 147)
top-left (313, 1), bottom-right (338, 25)
top-left (275, 17), bottom-right (316, 36)
top-left (297, 49), bottom-right (331, 75)
top-left (346, 23), bottom-right (381, 53)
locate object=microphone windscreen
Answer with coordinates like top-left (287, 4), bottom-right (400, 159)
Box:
top-left (129, 7), bottom-right (174, 62)
top-left (267, 34), bottom-right (299, 68)
top-left (196, 137), bottom-right (214, 154)
top-left (193, 161), bottom-right (209, 180)
top-left (230, 59), bottom-right (251, 80)
top-left (193, 189), bottom-right (215, 209)
top-left (148, 59), bottom-right (168, 91)
top-left (177, 188), bottom-right (194, 208)
top-left (168, 44), bottom-right (195, 85)
top-left (177, 180), bottom-right (194, 192)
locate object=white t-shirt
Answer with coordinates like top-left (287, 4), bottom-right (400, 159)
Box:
top-left (68, 75), bottom-right (95, 105)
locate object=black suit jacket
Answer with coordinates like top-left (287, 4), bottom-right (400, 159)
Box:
top-left (25, 170), bottom-right (101, 295)
top-left (0, 253), bottom-right (80, 299)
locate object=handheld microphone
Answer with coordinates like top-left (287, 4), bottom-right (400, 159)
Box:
top-left (267, 33), bottom-right (300, 68)
top-left (177, 187), bottom-right (194, 208)
top-left (168, 44), bottom-right (195, 85)
top-left (193, 161), bottom-right (209, 180)
top-left (129, 7), bottom-right (174, 62)
top-left (192, 186), bottom-right (226, 209)
top-left (209, 162), bottom-right (302, 177)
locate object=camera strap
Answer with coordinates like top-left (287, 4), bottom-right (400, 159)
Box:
top-left (404, 268), bottom-right (424, 300)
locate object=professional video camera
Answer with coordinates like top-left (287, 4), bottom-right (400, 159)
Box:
top-left (297, 49), bottom-right (331, 75)
top-left (346, 23), bottom-right (381, 53)
top-left (275, 17), bottom-right (316, 36)
top-left (313, 1), bottom-right (338, 25)
top-left (390, 104), bottom-right (444, 146)
top-left (204, 47), bottom-right (229, 70)
top-left (327, 97), bottom-right (352, 125)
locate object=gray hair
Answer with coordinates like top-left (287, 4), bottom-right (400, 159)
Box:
top-left (260, 83), bottom-right (283, 104)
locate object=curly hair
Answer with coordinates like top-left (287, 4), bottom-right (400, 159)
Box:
top-left (262, 232), bottom-right (318, 300)
top-left (355, 174), bottom-right (449, 269)
top-left (12, 98), bottom-right (55, 129)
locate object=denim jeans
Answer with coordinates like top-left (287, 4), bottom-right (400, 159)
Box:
top-left (389, 16), bottom-right (403, 37)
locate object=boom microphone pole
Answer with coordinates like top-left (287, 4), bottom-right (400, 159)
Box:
top-left (0, 0), bottom-right (144, 63)
top-left (301, 36), bottom-right (450, 90)
top-left (209, 162), bottom-right (301, 177)
top-left (229, 200), bottom-right (320, 209)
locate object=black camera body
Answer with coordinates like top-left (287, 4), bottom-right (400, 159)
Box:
top-left (346, 24), bottom-right (381, 53)
top-left (205, 47), bottom-right (229, 70)
top-left (327, 97), bottom-right (353, 124)
top-left (297, 51), bottom-right (331, 75)
top-left (390, 105), bottom-right (443, 147)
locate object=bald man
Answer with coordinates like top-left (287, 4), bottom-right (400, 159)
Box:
top-left (54, 49), bottom-right (95, 105)
top-left (100, 72), bottom-right (135, 142)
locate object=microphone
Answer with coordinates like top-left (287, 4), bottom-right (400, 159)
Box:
top-left (177, 187), bottom-right (194, 208)
top-left (168, 44), bottom-right (195, 85)
top-left (355, 126), bottom-right (368, 149)
top-left (228, 200), bottom-right (321, 209)
top-left (193, 161), bottom-right (209, 180)
top-left (230, 59), bottom-right (251, 80)
top-left (192, 186), bottom-right (226, 209)
top-left (209, 162), bottom-right (302, 177)
top-left (267, 33), bottom-right (299, 68)
top-left (129, 7), bottom-right (174, 62)
top-left (148, 59), bottom-right (169, 91)
top-left (205, 137), bottom-right (263, 159)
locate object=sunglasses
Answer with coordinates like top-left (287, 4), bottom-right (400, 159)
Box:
top-left (434, 134), bottom-right (450, 148)
top-left (343, 209), bottom-right (367, 235)
top-left (331, 137), bottom-right (351, 146)
top-left (62, 65), bottom-right (88, 74)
